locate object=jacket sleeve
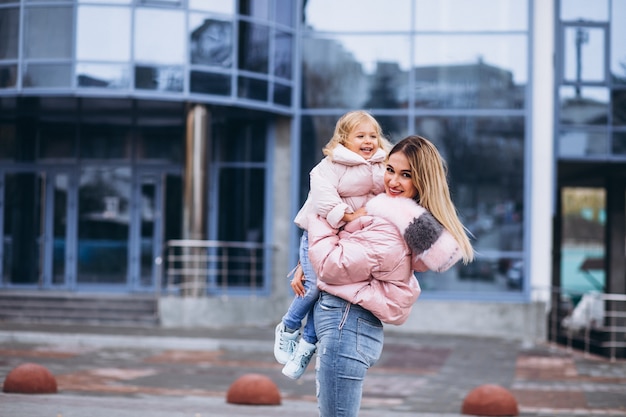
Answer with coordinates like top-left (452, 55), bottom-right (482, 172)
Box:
top-left (307, 214), bottom-right (380, 285)
top-left (366, 194), bottom-right (462, 273)
top-left (403, 212), bottom-right (462, 272)
top-left (309, 161), bottom-right (350, 228)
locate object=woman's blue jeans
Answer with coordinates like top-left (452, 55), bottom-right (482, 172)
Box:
top-left (314, 291), bottom-right (384, 417)
top-left (282, 231), bottom-right (319, 344)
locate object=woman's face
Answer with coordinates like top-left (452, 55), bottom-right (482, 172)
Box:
top-left (344, 121), bottom-right (380, 160)
top-left (384, 151), bottom-right (418, 199)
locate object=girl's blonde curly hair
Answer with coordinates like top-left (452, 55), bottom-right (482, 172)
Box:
top-left (322, 110), bottom-right (392, 157)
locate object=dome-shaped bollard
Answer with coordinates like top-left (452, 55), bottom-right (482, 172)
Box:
top-left (461, 384), bottom-right (518, 416)
top-left (226, 373), bottom-right (281, 405)
top-left (3, 363), bottom-right (58, 394)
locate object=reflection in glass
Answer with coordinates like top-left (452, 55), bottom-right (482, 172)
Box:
top-left (0, 65), bottom-right (17, 88)
top-left (135, 66), bottom-right (184, 92)
top-left (559, 86), bottom-right (608, 125)
top-left (238, 76), bottom-right (267, 101)
top-left (23, 63), bottom-right (72, 88)
top-left (560, 187), bottom-right (606, 295)
top-left (559, 130), bottom-right (609, 157)
top-left (24, 6), bottom-right (73, 59)
top-left (415, 116), bottom-right (524, 250)
top-left (304, 0), bottom-right (411, 31)
top-left (77, 167), bottom-right (130, 285)
top-left (302, 35), bottom-right (410, 109)
top-left (612, 89), bottom-right (626, 125)
top-left (0, 7), bottom-right (18, 60)
top-left (190, 71), bottom-right (231, 95)
top-left (419, 255), bottom-right (524, 293)
top-left (239, 0), bottom-right (270, 20)
top-left (414, 64), bottom-right (524, 110)
top-left (189, 0), bottom-right (234, 14)
top-left (274, 30), bottom-right (292, 79)
top-left (238, 21), bottom-right (269, 73)
top-left (135, 9), bottom-right (185, 64)
top-left (76, 64), bottom-right (130, 89)
top-left (564, 27), bottom-right (605, 83)
top-left (275, 0), bottom-right (294, 27)
top-left (190, 17), bottom-right (233, 67)
top-left (561, 0), bottom-right (609, 21)
top-left (416, 34), bottom-right (527, 84)
top-left (416, 0), bottom-right (527, 31)
top-left (76, 6), bottom-right (131, 61)
top-left (611, 0), bottom-right (626, 84)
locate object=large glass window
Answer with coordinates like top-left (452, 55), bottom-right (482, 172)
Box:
top-left (135, 9), bottom-right (185, 64)
top-left (304, 0), bottom-right (412, 31)
top-left (300, 1), bottom-right (529, 296)
top-left (238, 21), bottom-right (269, 73)
top-left (611, 0), bottom-right (626, 84)
top-left (563, 26), bottom-right (606, 84)
top-left (76, 6), bottom-right (131, 61)
top-left (302, 35), bottom-right (410, 109)
top-left (416, 0), bottom-right (527, 31)
top-left (189, 16), bottom-right (233, 68)
top-left (212, 120), bottom-right (267, 290)
top-left (414, 116), bottom-right (524, 292)
top-left (0, 7), bottom-right (19, 60)
top-left (24, 6), bottom-right (73, 59)
top-left (414, 34), bottom-right (527, 109)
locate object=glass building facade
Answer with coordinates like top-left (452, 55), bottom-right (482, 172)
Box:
top-left (0, 0), bottom-right (624, 339)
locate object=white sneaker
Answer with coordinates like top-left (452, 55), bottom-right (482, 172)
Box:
top-left (282, 339), bottom-right (316, 379)
top-left (274, 322), bottom-right (299, 365)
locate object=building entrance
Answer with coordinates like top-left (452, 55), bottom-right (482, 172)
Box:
top-left (1, 167), bottom-right (170, 293)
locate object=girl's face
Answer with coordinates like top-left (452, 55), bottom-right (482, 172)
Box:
top-left (344, 121), bottom-right (380, 160)
top-left (384, 151), bottom-right (418, 199)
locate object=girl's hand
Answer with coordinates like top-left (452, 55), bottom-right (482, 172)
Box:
top-left (342, 207), bottom-right (367, 223)
top-left (290, 264), bottom-right (306, 297)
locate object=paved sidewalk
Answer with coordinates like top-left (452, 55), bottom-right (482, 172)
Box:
top-left (1, 323), bottom-right (625, 417)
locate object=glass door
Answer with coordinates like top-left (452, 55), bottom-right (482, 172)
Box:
top-left (129, 170), bottom-right (163, 291)
top-left (560, 186), bottom-right (606, 300)
top-left (76, 166), bottom-right (131, 289)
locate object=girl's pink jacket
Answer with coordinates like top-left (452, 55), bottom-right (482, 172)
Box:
top-left (307, 193), bottom-right (463, 325)
top-left (294, 144), bottom-right (386, 230)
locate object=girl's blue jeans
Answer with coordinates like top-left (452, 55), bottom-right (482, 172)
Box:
top-left (314, 291), bottom-right (384, 417)
top-left (281, 231), bottom-right (319, 344)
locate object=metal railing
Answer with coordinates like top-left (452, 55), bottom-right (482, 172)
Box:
top-left (549, 287), bottom-right (626, 361)
top-left (164, 239), bottom-right (272, 297)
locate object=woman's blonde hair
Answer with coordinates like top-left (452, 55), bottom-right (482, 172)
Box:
top-left (389, 135), bottom-right (474, 264)
top-left (323, 110), bottom-right (391, 157)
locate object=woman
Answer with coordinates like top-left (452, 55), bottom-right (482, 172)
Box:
top-left (306, 135), bottom-right (474, 417)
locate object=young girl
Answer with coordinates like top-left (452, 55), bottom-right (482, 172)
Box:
top-left (273, 110), bottom-right (391, 379)
top-left (307, 135), bottom-right (474, 416)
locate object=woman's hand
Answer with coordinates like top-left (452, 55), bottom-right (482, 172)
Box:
top-left (290, 263), bottom-right (306, 297)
